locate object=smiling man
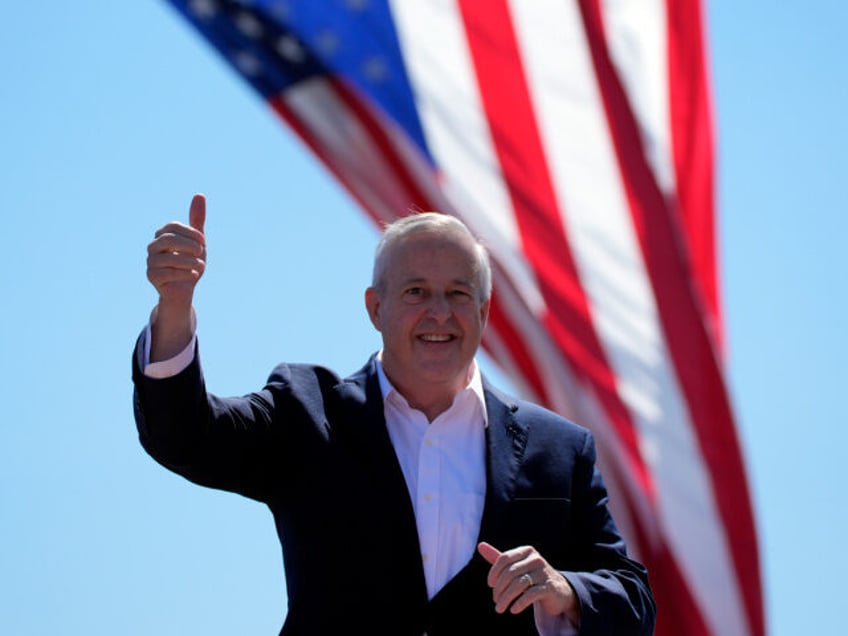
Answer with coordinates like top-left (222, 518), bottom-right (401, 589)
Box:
top-left (365, 214), bottom-right (491, 420)
top-left (133, 195), bottom-right (655, 635)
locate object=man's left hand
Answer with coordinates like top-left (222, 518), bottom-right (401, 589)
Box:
top-left (477, 542), bottom-right (580, 625)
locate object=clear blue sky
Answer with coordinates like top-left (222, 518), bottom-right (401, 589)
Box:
top-left (1, 2), bottom-right (844, 634)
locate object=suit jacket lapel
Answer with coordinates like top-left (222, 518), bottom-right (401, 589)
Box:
top-left (429, 383), bottom-right (531, 617)
top-left (478, 382), bottom-right (529, 546)
top-left (350, 358), bottom-right (414, 504)
top-left (340, 357), bottom-right (428, 605)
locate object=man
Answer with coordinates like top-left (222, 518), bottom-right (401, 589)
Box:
top-left (133, 194), bottom-right (655, 635)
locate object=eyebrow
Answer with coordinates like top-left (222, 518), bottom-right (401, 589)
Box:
top-left (401, 277), bottom-right (475, 288)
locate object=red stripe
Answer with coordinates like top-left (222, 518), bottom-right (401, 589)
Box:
top-left (331, 80), bottom-right (436, 212)
top-left (667, 6), bottom-right (762, 630)
top-left (267, 79), bottom-right (434, 225)
top-left (267, 93), bottom-right (389, 229)
top-left (457, 0), bottom-right (655, 500)
top-left (666, 0), bottom-right (724, 352)
top-left (666, 0), bottom-right (724, 347)
top-left (601, 458), bottom-right (712, 636)
top-left (483, 289), bottom-right (549, 404)
top-left (579, 2), bottom-right (763, 634)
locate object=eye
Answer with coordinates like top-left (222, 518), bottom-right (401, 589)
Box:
top-left (449, 288), bottom-right (473, 303)
top-left (403, 287), bottom-right (426, 303)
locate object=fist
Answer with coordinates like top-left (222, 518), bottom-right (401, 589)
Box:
top-left (147, 194), bottom-right (207, 310)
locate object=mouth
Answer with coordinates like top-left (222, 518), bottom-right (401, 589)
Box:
top-left (418, 333), bottom-right (455, 343)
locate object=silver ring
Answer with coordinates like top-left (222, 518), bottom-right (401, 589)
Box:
top-left (520, 573), bottom-right (533, 588)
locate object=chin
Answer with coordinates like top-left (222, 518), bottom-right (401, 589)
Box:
top-left (415, 362), bottom-right (467, 385)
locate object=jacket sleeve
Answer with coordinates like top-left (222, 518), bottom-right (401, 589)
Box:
top-left (559, 431), bottom-right (656, 635)
top-left (131, 333), bottom-right (291, 503)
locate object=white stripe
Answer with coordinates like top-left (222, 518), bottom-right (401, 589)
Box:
top-left (378, 102), bottom-right (462, 218)
top-left (283, 80), bottom-right (409, 224)
top-left (283, 76), bottom-right (457, 231)
top-left (389, 0), bottom-right (547, 319)
top-left (485, 274), bottom-right (661, 561)
top-left (508, 2), bottom-right (748, 634)
top-left (602, 0), bottom-right (676, 196)
top-left (480, 328), bottom-right (539, 404)
top-left (489, 271), bottom-right (580, 418)
top-left (490, 272), bottom-right (661, 559)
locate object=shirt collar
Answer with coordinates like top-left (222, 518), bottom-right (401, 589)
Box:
top-left (374, 351), bottom-right (489, 427)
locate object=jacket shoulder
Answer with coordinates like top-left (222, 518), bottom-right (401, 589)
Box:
top-left (484, 381), bottom-right (591, 444)
top-left (262, 356), bottom-right (378, 412)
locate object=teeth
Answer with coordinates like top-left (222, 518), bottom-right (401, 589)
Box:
top-left (420, 334), bottom-right (452, 342)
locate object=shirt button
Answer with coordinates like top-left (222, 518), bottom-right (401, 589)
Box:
top-left (425, 438), bottom-right (434, 447)
top-left (424, 493), bottom-right (433, 503)
top-left (422, 553), bottom-right (430, 563)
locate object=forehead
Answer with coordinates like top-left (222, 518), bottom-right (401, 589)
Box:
top-left (385, 230), bottom-right (479, 281)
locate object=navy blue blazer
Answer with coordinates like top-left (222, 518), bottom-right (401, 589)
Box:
top-left (133, 346), bottom-right (655, 635)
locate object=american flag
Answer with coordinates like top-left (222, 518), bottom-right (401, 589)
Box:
top-left (164, 1), bottom-right (764, 634)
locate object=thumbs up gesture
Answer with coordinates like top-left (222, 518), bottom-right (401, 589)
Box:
top-left (146, 194), bottom-right (207, 361)
top-left (147, 194), bottom-right (207, 308)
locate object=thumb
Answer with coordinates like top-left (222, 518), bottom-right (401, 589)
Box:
top-left (189, 193), bottom-right (206, 235)
top-left (477, 542), bottom-right (502, 566)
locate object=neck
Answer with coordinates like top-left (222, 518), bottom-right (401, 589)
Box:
top-left (379, 358), bottom-right (475, 423)
top-left (384, 373), bottom-right (462, 422)
top-left (404, 391), bottom-right (457, 423)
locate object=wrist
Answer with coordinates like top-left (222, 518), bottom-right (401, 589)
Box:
top-left (149, 303), bottom-right (196, 363)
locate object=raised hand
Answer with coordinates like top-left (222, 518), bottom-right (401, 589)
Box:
top-left (146, 194), bottom-right (207, 362)
top-left (147, 194), bottom-right (207, 307)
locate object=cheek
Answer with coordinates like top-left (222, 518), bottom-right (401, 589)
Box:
top-left (380, 308), bottom-right (411, 338)
top-left (458, 306), bottom-right (485, 329)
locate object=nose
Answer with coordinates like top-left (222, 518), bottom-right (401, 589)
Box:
top-left (426, 293), bottom-right (452, 322)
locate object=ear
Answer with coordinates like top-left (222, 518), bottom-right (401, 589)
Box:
top-left (480, 297), bottom-right (491, 328)
top-left (365, 287), bottom-right (382, 331)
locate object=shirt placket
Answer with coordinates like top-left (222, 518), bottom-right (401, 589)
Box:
top-left (417, 425), bottom-right (442, 599)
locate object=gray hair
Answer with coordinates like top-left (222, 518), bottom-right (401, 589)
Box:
top-left (372, 212), bottom-right (492, 301)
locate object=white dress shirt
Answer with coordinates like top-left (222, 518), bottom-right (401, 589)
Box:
top-left (375, 355), bottom-right (487, 600)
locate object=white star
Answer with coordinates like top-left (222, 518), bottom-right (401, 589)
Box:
top-left (275, 35), bottom-right (306, 63)
top-left (188, 0), bottom-right (218, 19)
top-left (268, 1), bottom-right (291, 20)
top-left (314, 30), bottom-right (339, 57)
top-left (233, 50), bottom-right (262, 76)
top-left (362, 56), bottom-right (387, 82)
top-left (235, 11), bottom-right (263, 39)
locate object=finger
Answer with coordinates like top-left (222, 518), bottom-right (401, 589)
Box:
top-left (482, 545), bottom-right (533, 589)
top-left (477, 542), bottom-right (501, 566)
top-left (478, 542), bottom-right (514, 587)
top-left (148, 267), bottom-right (204, 288)
top-left (147, 251), bottom-right (206, 275)
top-left (493, 573), bottom-right (536, 614)
top-left (148, 234), bottom-right (204, 260)
top-left (153, 222), bottom-right (205, 249)
top-left (492, 562), bottom-right (534, 602)
top-left (147, 257), bottom-right (205, 284)
top-left (189, 193), bottom-right (206, 234)
top-left (507, 582), bottom-right (546, 615)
